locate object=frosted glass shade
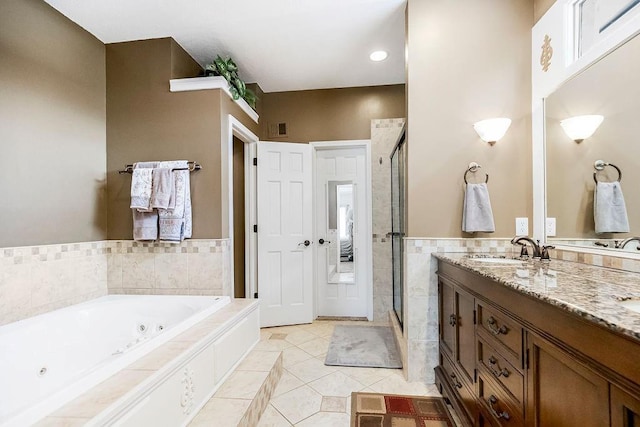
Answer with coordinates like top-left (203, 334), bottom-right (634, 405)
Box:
top-left (560, 115), bottom-right (604, 142)
top-left (473, 118), bottom-right (512, 144)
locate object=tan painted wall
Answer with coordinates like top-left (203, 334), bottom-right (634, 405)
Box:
top-left (106, 38), bottom-right (259, 240)
top-left (260, 85), bottom-right (405, 142)
top-left (0, 0), bottom-right (106, 247)
top-left (534, 0), bottom-right (556, 24)
top-left (406, 0), bottom-right (533, 238)
top-left (546, 33), bottom-right (640, 239)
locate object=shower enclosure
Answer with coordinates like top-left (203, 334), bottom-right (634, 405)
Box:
top-left (390, 127), bottom-right (406, 328)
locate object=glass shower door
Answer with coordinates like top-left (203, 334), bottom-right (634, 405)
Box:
top-left (390, 128), bottom-right (406, 328)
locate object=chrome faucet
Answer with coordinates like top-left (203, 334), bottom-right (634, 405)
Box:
top-left (511, 236), bottom-right (541, 258)
top-left (615, 237), bottom-right (640, 250)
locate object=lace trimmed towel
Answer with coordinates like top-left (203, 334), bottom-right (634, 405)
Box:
top-left (158, 160), bottom-right (192, 242)
top-left (150, 168), bottom-right (174, 210)
top-left (130, 162), bottom-right (157, 211)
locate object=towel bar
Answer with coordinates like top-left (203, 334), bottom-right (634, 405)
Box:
top-left (593, 160), bottom-right (621, 183)
top-left (464, 162), bottom-right (489, 184)
top-left (118, 161), bottom-right (202, 174)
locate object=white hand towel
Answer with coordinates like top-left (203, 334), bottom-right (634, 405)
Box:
top-left (158, 161), bottom-right (192, 242)
top-left (462, 183), bottom-right (496, 233)
top-left (132, 209), bottom-right (158, 241)
top-left (594, 181), bottom-right (630, 233)
top-left (130, 162), bottom-right (157, 211)
top-left (150, 168), bottom-right (174, 209)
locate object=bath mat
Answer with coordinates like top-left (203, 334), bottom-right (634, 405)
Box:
top-left (351, 392), bottom-right (455, 427)
top-left (324, 325), bottom-right (402, 368)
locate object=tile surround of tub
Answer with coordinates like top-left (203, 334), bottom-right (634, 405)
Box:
top-left (106, 239), bottom-right (232, 297)
top-left (0, 241), bottom-right (109, 326)
top-left (0, 239), bottom-right (232, 326)
top-left (403, 238), bottom-right (517, 382)
top-left (371, 118), bottom-right (405, 322)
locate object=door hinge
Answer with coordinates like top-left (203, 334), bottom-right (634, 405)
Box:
top-left (253, 157), bottom-right (257, 166)
top-left (253, 224), bottom-right (258, 233)
top-left (473, 309), bottom-right (477, 325)
top-left (254, 292), bottom-right (258, 298)
top-left (474, 368), bottom-right (477, 383)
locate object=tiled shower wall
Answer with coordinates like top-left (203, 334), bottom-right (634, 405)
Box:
top-left (404, 238), bottom-right (517, 382)
top-left (0, 239), bottom-right (231, 326)
top-left (371, 118), bottom-right (405, 321)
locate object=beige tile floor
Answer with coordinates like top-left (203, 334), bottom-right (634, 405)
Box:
top-left (256, 320), bottom-right (441, 426)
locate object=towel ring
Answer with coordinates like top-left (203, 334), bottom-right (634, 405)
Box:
top-left (593, 160), bottom-right (622, 183)
top-left (464, 162), bottom-right (489, 184)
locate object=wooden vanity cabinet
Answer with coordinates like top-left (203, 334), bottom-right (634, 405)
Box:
top-left (437, 277), bottom-right (477, 424)
top-left (436, 259), bottom-right (640, 427)
top-left (526, 333), bottom-right (609, 427)
top-left (611, 385), bottom-right (640, 426)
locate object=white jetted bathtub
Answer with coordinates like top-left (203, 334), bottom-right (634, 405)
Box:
top-left (0, 295), bottom-right (233, 426)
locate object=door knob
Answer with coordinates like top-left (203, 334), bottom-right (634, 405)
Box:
top-left (298, 240), bottom-right (311, 247)
top-left (318, 238), bottom-right (331, 245)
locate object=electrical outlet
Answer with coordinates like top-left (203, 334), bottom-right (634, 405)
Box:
top-left (546, 217), bottom-right (556, 237)
top-left (515, 217), bottom-right (529, 235)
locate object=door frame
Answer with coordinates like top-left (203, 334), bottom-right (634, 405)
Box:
top-left (226, 114), bottom-right (259, 300)
top-left (309, 140), bottom-right (373, 321)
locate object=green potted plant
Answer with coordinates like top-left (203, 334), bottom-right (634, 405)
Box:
top-left (204, 55), bottom-right (257, 110)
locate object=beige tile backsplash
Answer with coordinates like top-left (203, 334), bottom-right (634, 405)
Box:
top-left (0, 239), bottom-right (231, 326)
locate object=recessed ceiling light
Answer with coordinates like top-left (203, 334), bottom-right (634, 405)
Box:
top-left (369, 50), bottom-right (388, 62)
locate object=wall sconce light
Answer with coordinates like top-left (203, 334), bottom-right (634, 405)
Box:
top-left (473, 118), bottom-right (512, 145)
top-left (560, 115), bottom-right (604, 143)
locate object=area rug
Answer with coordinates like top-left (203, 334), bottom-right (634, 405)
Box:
top-left (351, 392), bottom-right (455, 427)
top-left (324, 325), bottom-right (402, 368)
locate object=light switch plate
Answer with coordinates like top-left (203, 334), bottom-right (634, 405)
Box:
top-left (546, 218), bottom-right (556, 237)
top-left (515, 217), bottom-right (529, 235)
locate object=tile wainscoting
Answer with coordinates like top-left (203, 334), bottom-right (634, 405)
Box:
top-left (0, 239), bottom-right (232, 326)
top-left (0, 241), bottom-right (109, 326)
top-left (106, 240), bottom-right (231, 297)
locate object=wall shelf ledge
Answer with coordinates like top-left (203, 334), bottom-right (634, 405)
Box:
top-left (169, 76), bottom-right (259, 124)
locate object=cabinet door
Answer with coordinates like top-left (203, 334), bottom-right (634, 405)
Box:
top-left (439, 278), bottom-right (456, 360)
top-left (526, 333), bottom-right (608, 427)
top-left (456, 287), bottom-right (476, 384)
top-left (611, 385), bottom-right (640, 426)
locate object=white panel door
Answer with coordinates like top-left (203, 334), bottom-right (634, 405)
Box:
top-left (257, 141), bottom-right (313, 327)
top-left (315, 146), bottom-right (369, 318)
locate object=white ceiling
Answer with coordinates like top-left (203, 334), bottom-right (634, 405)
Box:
top-left (43, 0), bottom-right (407, 93)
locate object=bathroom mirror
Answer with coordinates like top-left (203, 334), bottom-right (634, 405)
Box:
top-left (545, 30), bottom-right (640, 252)
top-left (327, 181), bottom-right (355, 284)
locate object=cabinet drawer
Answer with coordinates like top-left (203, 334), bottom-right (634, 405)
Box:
top-left (440, 352), bottom-right (477, 422)
top-left (477, 336), bottom-right (524, 408)
top-left (477, 303), bottom-right (523, 366)
top-left (478, 374), bottom-right (523, 426)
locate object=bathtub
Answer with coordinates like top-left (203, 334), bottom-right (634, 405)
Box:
top-left (0, 295), bottom-right (231, 426)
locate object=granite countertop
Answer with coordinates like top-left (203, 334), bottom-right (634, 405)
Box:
top-left (434, 253), bottom-right (640, 343)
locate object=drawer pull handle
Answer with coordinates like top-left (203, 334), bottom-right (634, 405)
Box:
top-left (488, 395), bottom-right (511, 420)
top-left (487, 317), bottom-right (508, 335)
top-left (449, 372), bottom-right (463, 389)
top-left (488, 356), bottom-right (510, 378)
top-left (449, 314), bottom-right (457, 327)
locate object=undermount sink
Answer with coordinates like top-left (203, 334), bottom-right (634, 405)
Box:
top-left (467, 257), bottom-right (524, 265)
top-left (619, 299), bottom-right (640, 314)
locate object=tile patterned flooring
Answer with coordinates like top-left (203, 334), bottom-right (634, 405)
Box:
top-left (256, 320), bottom-right (440, 426)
